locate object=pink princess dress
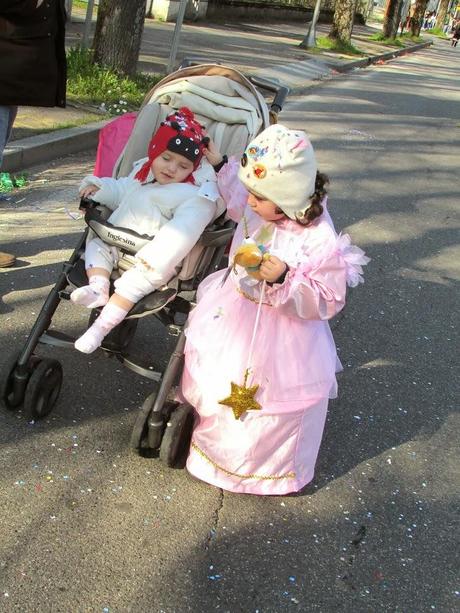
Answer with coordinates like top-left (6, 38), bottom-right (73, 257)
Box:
top-left (180, 159), bottom-right (369, 495)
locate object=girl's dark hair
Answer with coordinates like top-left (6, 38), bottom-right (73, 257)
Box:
top-left (294, 171), bottom-right (329, 226)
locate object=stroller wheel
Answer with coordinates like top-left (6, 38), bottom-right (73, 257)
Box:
top-left (159, 404), bottom-right (194, 469)
top-left (130, 390), bottom-right (157, 452)
top-left (23, 358), bottom-right (63, 420)
top-left (1, 352), bottom-right (40, 410)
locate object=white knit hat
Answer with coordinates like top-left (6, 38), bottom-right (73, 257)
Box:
top-left (238, 124), bottom-right (317, 220)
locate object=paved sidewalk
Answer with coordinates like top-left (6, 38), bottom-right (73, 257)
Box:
top-left (3, 16), bottom-right (432, 173)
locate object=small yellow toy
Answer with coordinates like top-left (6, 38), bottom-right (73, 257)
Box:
top-left (233, 239), bottom-right (269, 280)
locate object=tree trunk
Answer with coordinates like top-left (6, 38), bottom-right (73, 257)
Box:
top-left (93, 0), bottom-right (147, 76)
top-left (435, 0), bottom-right (450, 29)
top-left (383, 0), bottom-right (404, 38)
top-left (410, 0), bottom-right (429, 36)
top-left (329, 0), bottom-right (358, 44)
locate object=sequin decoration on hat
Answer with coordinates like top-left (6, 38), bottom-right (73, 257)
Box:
top-left (252, 163), bottom-right (267, 179)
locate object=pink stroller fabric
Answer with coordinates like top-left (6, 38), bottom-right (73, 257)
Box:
top-left (93, 112), bottom-right (137, 178)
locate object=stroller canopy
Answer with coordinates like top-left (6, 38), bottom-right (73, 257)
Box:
top-left (114, 64), bottom-right (270, 178)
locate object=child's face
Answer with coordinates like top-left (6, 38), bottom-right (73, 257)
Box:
top-left (247, 190), bottom-right (285, 222)
top-left (151, 150), bottom-right (194, 185)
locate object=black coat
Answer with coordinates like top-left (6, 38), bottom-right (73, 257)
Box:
top-left (0, 0), bottom-right (67, 107)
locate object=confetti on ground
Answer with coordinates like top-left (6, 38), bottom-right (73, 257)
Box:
top-left (65, 208), bottom-right (82, 220)
top-left (344, 129), bottom-right (376, 141)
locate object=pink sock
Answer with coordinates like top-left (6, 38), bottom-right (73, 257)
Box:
top-left (71, 275), bottom-right (110, 309)
top-left (74, 303), bottom-right (129, 354)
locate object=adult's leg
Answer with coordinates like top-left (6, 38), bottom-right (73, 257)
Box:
top-left (0, 106), bottom-right (19, 266)
top-left (0, 105), bottom-right (18, 167)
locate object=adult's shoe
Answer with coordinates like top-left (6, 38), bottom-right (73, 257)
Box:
top-left (0, 251), bottom-right (15, 268)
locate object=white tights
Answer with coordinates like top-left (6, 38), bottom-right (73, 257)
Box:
top-left (73, 239), bottom-right (166, 353)
top-left (74, 303), bottom-right (129, 354)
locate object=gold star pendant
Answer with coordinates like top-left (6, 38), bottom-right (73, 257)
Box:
top-left (219, 381), bottom-right (262, 420)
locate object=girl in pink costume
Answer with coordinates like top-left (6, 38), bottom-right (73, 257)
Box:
top-left (180, 124), bottom-right (370, 495)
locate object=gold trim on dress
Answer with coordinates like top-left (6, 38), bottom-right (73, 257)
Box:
top-left (191, 441), bottom-right (295, 481)
top-left (236, 286), bottom-right (272, 306)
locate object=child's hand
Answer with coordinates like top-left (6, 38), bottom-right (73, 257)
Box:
top-left (202, 136), bottom-right (223, 167)
top-left (79, 184), bottom-right (99, 199)
top-left (259, 255), bottom-right (288, 284)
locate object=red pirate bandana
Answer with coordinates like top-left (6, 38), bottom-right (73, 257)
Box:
top-left (134, 107), bottom-right (206, 184)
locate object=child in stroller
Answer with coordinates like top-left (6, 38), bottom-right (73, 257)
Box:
top-left (71, 106), bottom-right (225, 354)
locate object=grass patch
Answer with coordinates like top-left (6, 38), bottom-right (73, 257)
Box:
top-left (369, 33), bottom-right (404, 47)
top-left (72, 0), bottom-right (95, 11)
top-left (400, 32), bottom-right (423, 43)
top-left (316, 36), bottom-right (364, 56)
top-left (66, 46), bottom-right (162, 115)
top-left (425, 27), bottom-right (449, 39)
top-left (12, 116), bottom-right (102, 140)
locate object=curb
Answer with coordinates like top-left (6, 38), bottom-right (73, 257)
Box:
top-left (289, 40), bottom-right (433, 95)
top-left (3, 119), bottom-right (110, 174)
top-left (334, 40), bottom-right (433, 72)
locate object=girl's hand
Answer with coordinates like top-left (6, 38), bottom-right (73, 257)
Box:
top-left (259, 255), bottom-right (288, 283)
top-left (79, 184), bottom-right (99, 199)
top-left (202, 136), bottom-right (223, 167)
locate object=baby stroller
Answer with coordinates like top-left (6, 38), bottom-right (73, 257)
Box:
top-left (1, 61), bottom-right (288, 466)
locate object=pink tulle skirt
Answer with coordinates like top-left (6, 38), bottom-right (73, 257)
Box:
top-left (183, 269), bottom-right (340, 413)
top-left (180, 268), bottom-right (340, 495)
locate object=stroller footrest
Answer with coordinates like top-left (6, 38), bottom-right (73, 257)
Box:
top-left (117, 354), bottom-right (163, 381)
top-left (40, 330), bottom-right (76, 349)
top-left (126, 287), bottom-right (177, 319)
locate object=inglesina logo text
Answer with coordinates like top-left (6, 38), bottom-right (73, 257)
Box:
top-left (107, 232), bottom-right (136, 247)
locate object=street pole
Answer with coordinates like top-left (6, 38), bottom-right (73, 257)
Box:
top-left (299, 0), bottom-right (322, 49)
top-left (82, 0), bottom-right (95, 50)
top-left (166, 0), bottom-right (188, 74)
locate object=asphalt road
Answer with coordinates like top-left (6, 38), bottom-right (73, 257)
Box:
top-left (0, 41), bottom-right (459, 612)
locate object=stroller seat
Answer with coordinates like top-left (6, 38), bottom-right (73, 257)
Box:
top-left (68, 201), bottom-right (234, 320)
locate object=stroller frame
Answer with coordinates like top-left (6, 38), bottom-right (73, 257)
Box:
top-left (1, 61), bottom-right (288, 466)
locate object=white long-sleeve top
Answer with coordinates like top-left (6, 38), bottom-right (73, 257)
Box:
top-left (79, 159), bottom-right (225, 282)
